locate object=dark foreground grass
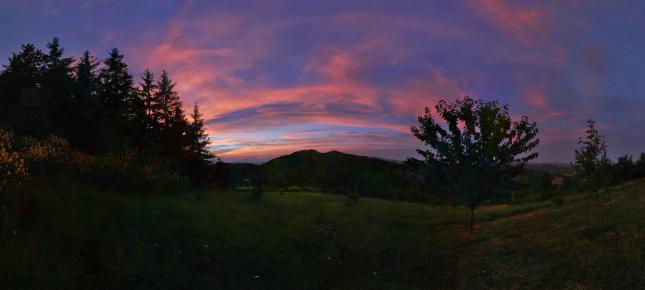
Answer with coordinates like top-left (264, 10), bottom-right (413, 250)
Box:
top-left (0, 178), bottom-right (643, 289)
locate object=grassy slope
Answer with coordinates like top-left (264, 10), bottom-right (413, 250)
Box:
top-left (460, 179), bottom-right (645, 289)
top-left (0, 178), bottom-right (643, 289)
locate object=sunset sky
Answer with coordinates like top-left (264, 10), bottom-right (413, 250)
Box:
top-left (2, 0), bottom-right (644, 163)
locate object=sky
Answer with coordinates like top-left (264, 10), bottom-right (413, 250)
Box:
top-left (1, 0), bottom-right (644, 163)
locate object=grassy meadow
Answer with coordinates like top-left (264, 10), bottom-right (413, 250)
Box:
top-left (1, 177), bottom-right (644, 289)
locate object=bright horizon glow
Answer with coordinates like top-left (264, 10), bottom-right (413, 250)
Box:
top-left (2, 1), bottom-right (645, 163)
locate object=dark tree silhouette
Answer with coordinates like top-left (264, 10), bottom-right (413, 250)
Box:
top-left (98, 48), bottom-right (136, 151)
top-left (139, 69), bottom-right (158, 127)
top-left (0, 44), bottom-right (49, 136)
top-left (42, 37), bottom-right (75, 138)
top-left (72, 50), bottom-right (101, 152)
top-left (411, 97), bottom-right (539, 232)
top-left (1, 39), bottom-right (216, 186)
top-left (188, 103), bottom-right (213, 162)
top-left (573, 119), bottom-right (612, 197)
top-left (613, 155), bottom-right (637, 183)
top-left (637, 153), bottom-right (645, 177)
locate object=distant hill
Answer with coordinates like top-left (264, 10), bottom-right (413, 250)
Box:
top-left (214, 150), bottom-right (574, 202)
top-left (215, 150), bottom-right (427, 201)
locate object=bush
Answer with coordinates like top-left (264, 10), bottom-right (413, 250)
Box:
top-left (141, 163), bottom-right (189, 192)
top-left (21, 135), bottom-right (72, 175)
top-left (94, 151), bottom-right (189, 194)
top-left (0, 130), bottom-right (29, 196)
top-left (69, 150), bottom-right (97, 174)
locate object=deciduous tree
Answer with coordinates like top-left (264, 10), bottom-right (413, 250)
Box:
top-left (411, 97), bottom-right (539, 232)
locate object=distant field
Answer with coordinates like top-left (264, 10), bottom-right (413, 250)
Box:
top-left (1, 178), bottom-right (643, 289)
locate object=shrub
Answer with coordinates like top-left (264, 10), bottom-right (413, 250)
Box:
top-left (141, 163), bottom-right (189, 192)
top-left (69, 150), bottom-right (97, 174)
top-left (21, 135), bottom-right (72, 175)
top-left (0, 130), bottom-right (29, 195)
top-left (94, 151), bottom-right (189, 194)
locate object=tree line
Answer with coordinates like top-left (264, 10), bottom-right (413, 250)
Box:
top-left (0, 38), bottom-right (213, 185)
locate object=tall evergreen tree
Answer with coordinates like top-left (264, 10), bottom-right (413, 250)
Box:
top-left (139, 69), bottom-right (157, 127)
top-left (75, 51), bottom-right (100, 101)
top-left (42, 37), bottom-right (75, 138)
top-left (0, 44), bottom-right (49, 136)
top-left (98, 48), bottom-right (137, 151)
top-left (99, 48), bottom-right (133, 117)
top-left (188, 103), bottom-right (213, 161)
top-left (154, 71), bottom-right (188, 157)
top-left (72, 50), bottom-right (101, 152)
top-left (155, 71), bottom-right (182, 127)
top-left (137, 69), bottom-right (160, 155)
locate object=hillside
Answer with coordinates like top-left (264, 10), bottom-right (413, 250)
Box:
top-left (261, 150), bottom-right (416, 197)
top-left (214, 150), bottom-right (427, 201)
top-left (1, 177), bottom-right (643, 289)
top-left (216, 150), bottom-right (570, 202)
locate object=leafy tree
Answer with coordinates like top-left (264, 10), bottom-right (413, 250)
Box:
top-left (411, 97), bottom-right (539, 232)
top-left (573, 119), bottom-right (612, 198)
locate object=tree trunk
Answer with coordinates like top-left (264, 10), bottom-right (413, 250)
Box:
top-left (469, 207), bottom-right (474, 233)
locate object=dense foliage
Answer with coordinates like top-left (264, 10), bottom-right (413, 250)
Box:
top-left (412, 96), bottom-right (540, 231)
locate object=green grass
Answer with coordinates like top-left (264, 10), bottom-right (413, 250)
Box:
top-left (1, 178), bottom-right (644, 289)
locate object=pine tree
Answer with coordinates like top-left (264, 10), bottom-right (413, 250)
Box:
top-left (154, 70), bottom-right (182, 127)
top-left (0, 44), bottom-right (49, 136)
top-left (75, 51), bottom-right (100, 101)
top-left (139, 70), bottom-right (157, 127)
top-left (72, 51), bottom-right (101, 152)
top-left (42, 37), bottom-right (75, 138)
top-left (188, 103), bottom-right (213, 161)
top-left (98, 48), bottom-right (137, 151)
top-left (99, 48), bottom-right (133, 118)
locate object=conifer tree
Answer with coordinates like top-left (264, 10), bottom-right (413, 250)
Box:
top-left (72, 50), bottom-right (101, 151)
top-left (139, 70), bottom-right (157, 127)
top-left (99, 48), bottom-right (133, 117)
top-left (42, 37), bottom-right (75, 138)
top-left (188, 103), bottom-right (213, 161)
top-left (154, 70), bottom-right (182, 127)
top-left (0, 44), bottom-right (49, 136)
